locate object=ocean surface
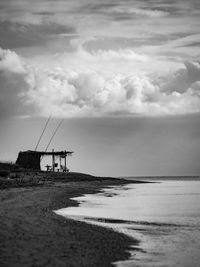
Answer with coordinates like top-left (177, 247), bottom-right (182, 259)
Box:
top-left (55, 177), bottom-right (200, 267)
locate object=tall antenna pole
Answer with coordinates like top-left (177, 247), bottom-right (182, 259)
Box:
top-left (44, 119), bottom-right (64, 153)
top-left (35, 116), bottom-right (51, 151)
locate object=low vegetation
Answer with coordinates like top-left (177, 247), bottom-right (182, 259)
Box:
top-left (0, 161), bottom-right (118, 189)
top-left (0, 162), bottom-right (44, 189)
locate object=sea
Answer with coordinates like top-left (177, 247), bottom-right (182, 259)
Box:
top-left (55, 177), bottom-right (200, 267)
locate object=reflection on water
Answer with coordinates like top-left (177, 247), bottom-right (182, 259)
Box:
top-left (55, 179), bottom-right (200, 267)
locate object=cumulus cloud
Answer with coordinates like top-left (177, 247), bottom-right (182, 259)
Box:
top-left (154, 61), bottom-right (200, 94)
top-left (0, 47), bottom-right (200, 118)
top-left (0, 47), bottom-right (26, 73)
top-left (71, 41), bottom-right (148, 63)
top-left (0, 48), bottom-right (36, 117)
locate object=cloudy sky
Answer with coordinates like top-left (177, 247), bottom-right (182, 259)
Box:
top-left (0, 0), bottom-right (200, 176)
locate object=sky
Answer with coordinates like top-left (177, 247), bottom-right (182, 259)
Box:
top-left (0, 0), bottom-right (200, 176)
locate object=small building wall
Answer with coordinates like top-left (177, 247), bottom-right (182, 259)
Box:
top-left (16, 151), bottom-right (41, 170)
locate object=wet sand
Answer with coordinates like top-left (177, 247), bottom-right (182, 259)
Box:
top-left (0, 176), bottom-right (140, 267)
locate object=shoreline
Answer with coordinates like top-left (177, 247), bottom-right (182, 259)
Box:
top-left (0, 176), bottom-right (141, 267)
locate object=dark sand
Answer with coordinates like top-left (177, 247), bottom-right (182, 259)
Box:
top-left (0, 176), bottom-right (140, 267)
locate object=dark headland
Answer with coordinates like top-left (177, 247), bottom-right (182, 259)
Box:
top-left (0, 162), bottom-right (145, 267)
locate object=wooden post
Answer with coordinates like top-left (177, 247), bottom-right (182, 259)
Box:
top-left (52, 149), bottom-right (55, 172)
top-left (59, 155), bottom-right (61, 171)
top-left (64, 150), bottom-right (67, 172)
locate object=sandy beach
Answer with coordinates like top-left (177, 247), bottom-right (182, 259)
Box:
top-left (0, 175), bottom-right (140, 267)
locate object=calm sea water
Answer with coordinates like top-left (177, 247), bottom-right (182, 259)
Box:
top-left (55, 178), bottom-right (200, 267)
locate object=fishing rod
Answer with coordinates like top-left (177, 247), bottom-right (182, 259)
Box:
top-left (44, 119), bottom-right (64, 153)
top-left (34, 116), bottom-right (51, 151)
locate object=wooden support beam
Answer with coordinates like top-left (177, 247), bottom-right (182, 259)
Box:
top-left (59, 155), bottom-right (62, 171)
top-left (52, 149), bottom-right (55, 172)
top-left (64, 150), bottom-right (67, 172)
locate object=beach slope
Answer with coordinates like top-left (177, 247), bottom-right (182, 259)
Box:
top-left (0, 175), bottom-right (139, 267)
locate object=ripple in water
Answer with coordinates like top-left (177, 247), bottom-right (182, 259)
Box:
top-left (55, 179), bottom-right (200, 267)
